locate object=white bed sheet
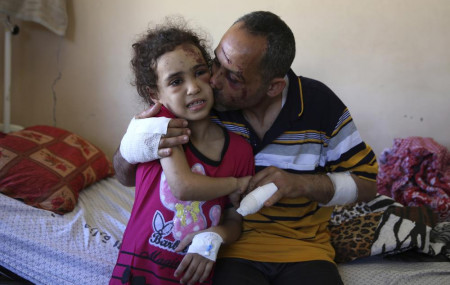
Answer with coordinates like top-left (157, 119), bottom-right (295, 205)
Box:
top-left (338, 255), bottom-right (450, 285)
top-left (0, 177), bottom-right (134, 285)
top-left (1, 177), bottom-right (449, 284)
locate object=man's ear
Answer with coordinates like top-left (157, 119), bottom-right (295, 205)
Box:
top-left (266, 77), bottom-right (286, 98)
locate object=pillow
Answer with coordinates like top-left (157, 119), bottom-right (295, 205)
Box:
top-left (0, 125), bottom-right (114, 214)
top-left (329, 211), bottom-right (384, 263)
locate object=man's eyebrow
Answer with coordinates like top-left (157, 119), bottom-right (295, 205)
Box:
top-left (214, 49), bottom-right (245, 82)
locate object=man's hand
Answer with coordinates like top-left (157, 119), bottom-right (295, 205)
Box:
top-left (248, 166), bottom-right (305, 206)
top-left (174, 232), bottom-right (214, 284)
top-left (136, 103), bottom-right (191, 158)
top-left (158, 119), bottom-right (190, 157)
top-left (247, 166), bottom-right (334, 206)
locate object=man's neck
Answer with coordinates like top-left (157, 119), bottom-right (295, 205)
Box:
top-left (243, 94), bottom-right (283, 140)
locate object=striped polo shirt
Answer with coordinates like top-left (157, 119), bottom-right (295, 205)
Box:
top-left (211, 69), bottom-right (378, 263)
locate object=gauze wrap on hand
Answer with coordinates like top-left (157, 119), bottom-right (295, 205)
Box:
top-left (187, 232), bottom-right (223, 261)
top-left (236, 183), bottom-right (278, 216)
top-left (119, 117), bottom-right (171, 164)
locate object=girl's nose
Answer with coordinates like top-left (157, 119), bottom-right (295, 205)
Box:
top-left (187, 80), bottom-right (200, 95)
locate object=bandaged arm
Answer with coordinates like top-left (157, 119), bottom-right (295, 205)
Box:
top-left (120, 117), bottom-right (171, 164)
top-left (318, 172), bottom-right (377, 206)
top-left (114, 117), bottom-right (170, 186)
top-left (186, 207), bottom-right (242, 261)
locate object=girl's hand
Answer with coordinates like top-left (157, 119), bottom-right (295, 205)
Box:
top-left (174, 253), bottom-right (214, 284)
top-left (174, 230), bottom-right (214, 284)
top-left (229, 176), bottom-right (252, 208)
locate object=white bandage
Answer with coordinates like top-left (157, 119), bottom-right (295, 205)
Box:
top-left (119, 117), bottom-right (171, 164)
top-left (187, 232), bottom-right (223, 261)
top-left (236, 183), bottom-right (278, 216)
top-left (320, 172), bottom-right (358, 207)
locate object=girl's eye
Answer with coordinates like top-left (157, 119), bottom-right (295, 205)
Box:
top-left (170, 79), bottom-right (182, 86)
top-left (195, 69), bottom-right (209, 77)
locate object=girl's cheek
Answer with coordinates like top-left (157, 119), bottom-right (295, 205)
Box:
top-left (200, 73), bottom-right (211, 83)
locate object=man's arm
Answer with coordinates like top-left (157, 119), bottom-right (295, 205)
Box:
top-left (247, 167), bottom-right (377, 207)
top-left (113, 147), bottom-right (137, 187)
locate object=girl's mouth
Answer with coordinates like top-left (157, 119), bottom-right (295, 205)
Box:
top-left (187, 100), bottom-right (206, 109)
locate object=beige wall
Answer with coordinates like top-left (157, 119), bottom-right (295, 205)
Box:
top-left (1, 0), bottom-right (449, 159)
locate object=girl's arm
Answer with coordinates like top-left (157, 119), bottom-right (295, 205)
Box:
top-left (160, 145), bottom-right (250, 201)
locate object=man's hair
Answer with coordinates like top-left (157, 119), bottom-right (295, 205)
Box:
top-left (131, 18), bottom-right (211, 105)
top-left (234, 11), bottom-right (296, 82)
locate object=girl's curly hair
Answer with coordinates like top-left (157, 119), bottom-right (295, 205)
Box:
top-left (131, 18), bottom-right (211, 105)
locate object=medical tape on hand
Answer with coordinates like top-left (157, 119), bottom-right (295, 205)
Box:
top-left (236, 183), bottom-right (278, 216)
top-left (320, 172), bottom-right (358, 207)
top-left (187, 232), bottom-right (223, 261)
top-left (119, 116), bottom-right (171, 164)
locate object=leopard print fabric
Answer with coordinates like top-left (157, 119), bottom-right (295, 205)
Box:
top-left (329, 211), bottom-right (384, 263)
top-left (329, 203), bottom-right (371, 226)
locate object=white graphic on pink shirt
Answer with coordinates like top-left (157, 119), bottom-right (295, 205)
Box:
top-left (159, 163), bottom-right (221, 241)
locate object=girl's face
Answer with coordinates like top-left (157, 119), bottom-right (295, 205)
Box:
top-left (152, 44), bottom-right (213, 121)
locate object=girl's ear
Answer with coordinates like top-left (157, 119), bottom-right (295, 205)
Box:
top-left (146, 86), bottom-right (161, 103)
top-left (266, 77), bottom-right (286, 98)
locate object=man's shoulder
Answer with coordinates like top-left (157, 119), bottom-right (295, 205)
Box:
top-left (286, 70), bottom-right (340, 105)
top-left (291, 73), bottom-right (345, 110)
top-left (288, 70), bottom-right (327, 89)
top-left (298, 76), bottom-right (335, 96)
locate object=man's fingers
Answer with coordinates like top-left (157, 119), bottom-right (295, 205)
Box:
top-left (135, 103), bottom-right (162, 119)
top-left (264, 191), bottom-right (282, 207)
top-left (164, 127), bottom-right (191, 139)
top-left (167, 118), bottom-right (188, 128)
top-left (157, 148), bottom-right (172, 158)
top-left (159, 136), bottom-right (189, 149)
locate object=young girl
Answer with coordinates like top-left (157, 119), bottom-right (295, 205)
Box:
top-left (109, 21), bottom-right (254, 285)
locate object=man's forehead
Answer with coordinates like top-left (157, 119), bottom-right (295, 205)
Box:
top-left (218, 27), bottom-right (266, 62)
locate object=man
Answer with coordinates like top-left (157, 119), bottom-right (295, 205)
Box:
top-left (114, 11), bottom-right (378, 284)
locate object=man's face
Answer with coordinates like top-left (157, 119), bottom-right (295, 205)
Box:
top-left (211, 23), bottom-right (268, 111)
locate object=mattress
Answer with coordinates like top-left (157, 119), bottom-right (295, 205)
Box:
top-left (338, 255), bottom-right (450, 284)
top-left (1, 177), bottom-right (449, 284)
top-left (0, 177), bottom-right (134, 285)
